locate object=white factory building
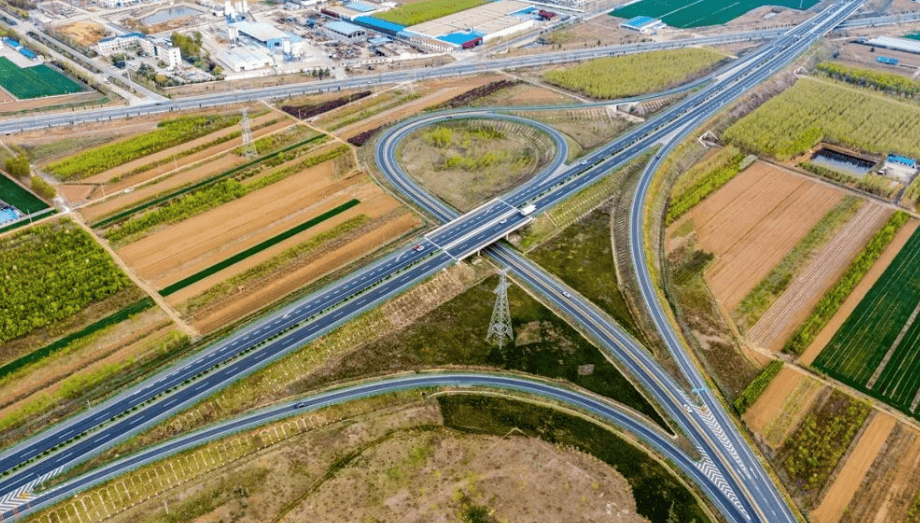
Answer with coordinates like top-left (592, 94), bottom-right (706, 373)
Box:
top-left (216, 46), bottom-right (274, 71)
top-left (95, 33), bottom-right (182, 69)
top-left (230, 21), bottom-right (305, 55)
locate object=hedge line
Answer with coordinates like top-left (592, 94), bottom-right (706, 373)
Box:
top-left (734, 360), bottom-right (783, 414)
top-left (784, 211), bottom-right (910, 355)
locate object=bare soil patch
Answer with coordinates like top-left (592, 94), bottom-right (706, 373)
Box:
top-left (811, 412), bottom-right (895, 523)
top-left (56, 21), bottom-right (107, 46)
top-left (692, 162), bottom-right (845, 310)
top-left (744, 365), bottom-right (824, 450)
top-left (800, 218), bottom-right (920, 365)
top-left (747, 202), bottom-right (892, 352)
top-left (528, 107), bottom-right (632, 158)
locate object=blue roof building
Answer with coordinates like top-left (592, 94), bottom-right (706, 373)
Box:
top-left (620, 16), bottom-right (665, 33)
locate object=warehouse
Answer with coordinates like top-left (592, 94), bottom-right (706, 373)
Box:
top-left (619, 16), bottom-right (665, 33)
top-left (324, 20), bottom-right (367, 41)
top-left (216, 46), bottom-right (274, 71)
top-left (866, 36), bottom-right (920, 56)
top-left (232, 21), bottom-right (303, 53)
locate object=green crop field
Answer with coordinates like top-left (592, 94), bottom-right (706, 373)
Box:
top-left (373, 0), bottom-right (487, 26)
top-left (723, 79), bottom-right (920, 160)
top-left (0, 173), bottom-right (48, 214)
top-left (814, 226), bottom-right (920, 418)
top-left (543, 48), bottom-right (724, 99)
top-left (611, 0), bottom-right (819, 28)
top-left (0, 57), bottom-right (82, 99)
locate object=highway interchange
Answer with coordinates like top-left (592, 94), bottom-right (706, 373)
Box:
top-left (0, 0), bottom-right (890, 520)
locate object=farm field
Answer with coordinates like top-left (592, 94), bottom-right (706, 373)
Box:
top-left (105, 145), bottom-right (421, 333)
top-left (374, 0), bottom-right (486, 26)
top-left (746, 201), bottom-right (891, 352)
top-left (0, 172), bottom-right (49, 215)
top-left (684, 161), bottom-right (845, 311)
top-left (610, 0), bottom-right (820, 28)
top-left (0, 57), bottom-right (82, 99)
top-left (743, 365), bottom-right (920, 522)
top-left (813, 225), bottom-right (920, 418)
top-left (800, 219), bottom-right (919, 365)
top-left (723, 77), bottom-right (920, 160)
top-left (542, 48), bottom-right (725, 99)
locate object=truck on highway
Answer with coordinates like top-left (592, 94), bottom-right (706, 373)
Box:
top-left (519, 204), bottom-right (536, 216)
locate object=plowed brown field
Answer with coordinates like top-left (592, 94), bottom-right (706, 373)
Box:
top-left (748, 202), bottom-right (892, 352)
top-left (811, 412), bottom-right (895, 523)
top-left (114, 151), bottom-right (421, 333)
top-left (691, 162), bottom-right (844, 310)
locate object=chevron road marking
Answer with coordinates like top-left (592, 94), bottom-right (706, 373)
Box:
top-left (0, 467), bottom-right (62, 515)
top-left (695, 448), bottom-right (750, 521)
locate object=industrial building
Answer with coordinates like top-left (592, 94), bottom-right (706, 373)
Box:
top-left (231, 21), bottom-right (305, 55)
top-left (619, 16), bottom-right (666, 33)
top-left (866, 36), bottom-right (920, 55)
top-left (404, 0), bottom-right (537, 49)
top-left (321, 1), bottom-right (383, 20)
top-left (325, 20), bottom-right (367, 41)
top-left (95, 33), bottom-right (182, 69)
top-left (215, 46), bottom-right (274, 71)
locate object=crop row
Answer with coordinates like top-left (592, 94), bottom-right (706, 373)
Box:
top-left (735, 196), bottom-right (862, 329)
top-left (281, 91), bottom-right (370, 120)
top-left (814, 225), bottom-right (920, 411)
top-left (0, 298), bottom-right (153, 383)
top-left (182, 214), bottom-right (373, 315)
top-left (784, 211), bottom-right (909, 355)
top-left (780, 390), bottom-right (871, 491)
top-left (723, 79), bottom-right (920, 160)
top-left (0, 220), bottom-right (130, 344)
top-left (734, 360), bottom-right (783, 414)
top-left (374, 0), bottom-right (486, 26)
top-left (543, 48), bottom-right (724, 100)
top-left (433, 80), bottom-right (519, 110)
top-left (104, 145), bottom-right (350, 243)
top-left (46, 115), bottom-right (240, 180)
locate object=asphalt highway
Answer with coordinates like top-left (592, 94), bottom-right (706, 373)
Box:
top-left (20, 373), bottom-right (745, 522)
top-left (0, 0), bottom-right (869, 520)
top-left (0, 30), bottom-right (784, 135)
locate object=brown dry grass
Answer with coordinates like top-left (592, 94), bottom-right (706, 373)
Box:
top-left (44, 397), bottom-right (648, 523)
top-left (692, 162), bottom-right (844, 310)
top-left (800, 219), bottom-right (920, 365)
top-left (811, 412), bottom-right (896, 523)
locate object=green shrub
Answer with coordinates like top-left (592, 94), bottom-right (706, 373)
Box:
top-left (734, 360), bottom-right (783, 413)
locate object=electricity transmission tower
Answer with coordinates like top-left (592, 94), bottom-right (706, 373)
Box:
top-left (486, 270), bottom-right (514, 349)
top-left (240, 109), bottom-right (257, 158)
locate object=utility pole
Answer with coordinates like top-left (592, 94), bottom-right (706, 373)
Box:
top-left (239, 108), bottom-right (257, 158)
top-left (486, 270), bottom-right (514, 349)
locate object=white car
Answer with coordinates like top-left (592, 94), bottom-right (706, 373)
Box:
top-left (562, 291), bottom-right (572, 298)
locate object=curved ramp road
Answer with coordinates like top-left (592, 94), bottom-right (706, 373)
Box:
top-left (22, 373), bottom-right (744, 521)
top-left (1, 1), bottom-right (865, 521)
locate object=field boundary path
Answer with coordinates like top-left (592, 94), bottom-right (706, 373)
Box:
top-left (71, 215), bottom-right (199, 339)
